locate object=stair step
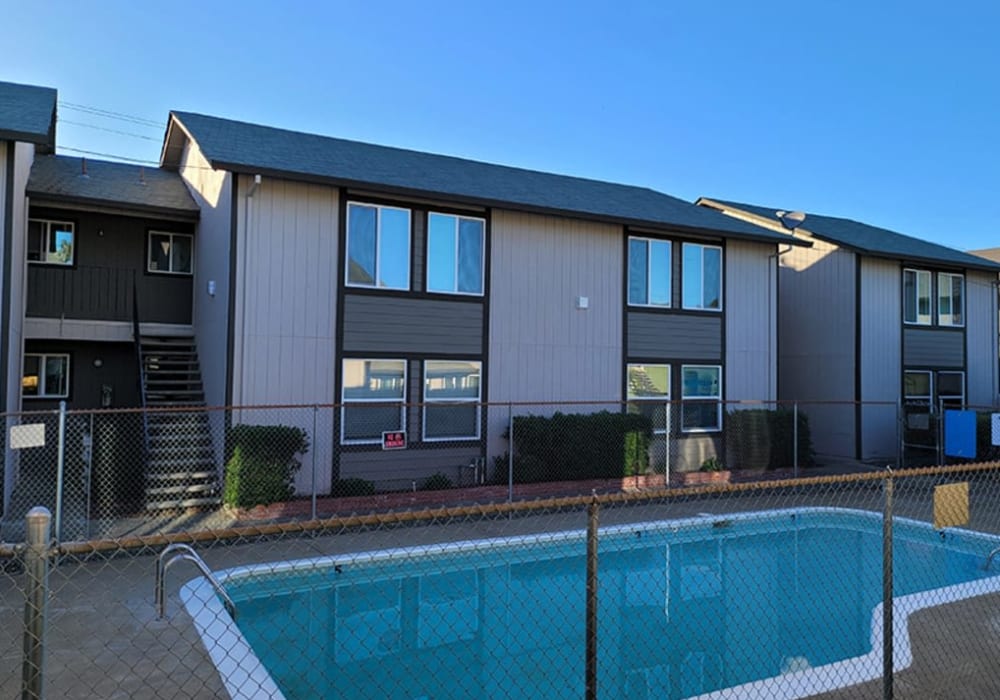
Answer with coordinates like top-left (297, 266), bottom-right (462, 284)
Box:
top-left (147, 455), bottom-right (216, 468)
top-left (145, 496), bottom-right (222, 511)
top-left (146, 470), bottom-right (218, 482)
top-left (145, 483), bottom-right (218, 497)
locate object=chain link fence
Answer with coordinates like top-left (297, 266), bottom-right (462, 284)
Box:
top-left (4, 464), bottom-right (1000, 698)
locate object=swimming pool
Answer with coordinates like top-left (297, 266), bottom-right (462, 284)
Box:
top-left (181, 507), bottom-right (1000, 699)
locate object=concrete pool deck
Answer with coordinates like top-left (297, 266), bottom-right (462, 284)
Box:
top-left (3, 473), bottom-right (1000, 698)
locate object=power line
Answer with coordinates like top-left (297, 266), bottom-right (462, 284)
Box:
top-left (58, 146), bottom-right (159, 165)
top-left (58, 101), bottom-right (163, 129)
top-left (59, 119), bottom-right (160, 142)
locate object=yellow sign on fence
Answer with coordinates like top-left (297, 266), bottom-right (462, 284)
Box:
top-left (933, 482), bottom-right (969, 529)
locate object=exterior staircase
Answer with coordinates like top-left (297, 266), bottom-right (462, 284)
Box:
top-left (140, 336), bottom-right (221, 510)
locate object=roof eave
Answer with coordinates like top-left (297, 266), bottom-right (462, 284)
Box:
top-left (26, 191), bottom-right (200, 222)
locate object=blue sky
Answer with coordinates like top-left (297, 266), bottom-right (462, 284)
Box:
top-left (4, 1), bottom-right (998, 250)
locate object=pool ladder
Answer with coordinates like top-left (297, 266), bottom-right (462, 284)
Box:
top-left (983, 546), bottom-right (1000, 571)
top-left (155, 543), bottom-right (237, 620)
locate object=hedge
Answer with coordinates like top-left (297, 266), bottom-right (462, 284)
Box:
top-left (223, 424), bottom-right (309, 508)
top-left (725, 408), bottom-right (815, 470)
top-left (505, 410), bottom-right (653, 483)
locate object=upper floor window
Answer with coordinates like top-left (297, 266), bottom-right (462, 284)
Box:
top-left (427, 213), bottom-right (484, 295)
top-left (423, 360), bottom-right (481, 440)
top-left (346, 202), bottom-right (411, 290)
top-left (28, 219), bottom-right (74, 266)
top-left (628, 237), bottom-right (671, 307)
top-left (937, 272), bottom-right (964, 327)
top-left (682, 243), bottom-right (722, 311)
top-left (903, 269), bottom-right (932, 325)
top-left (22, 353), bottom-right (70, 398)
top-left (148, 231), bottom-right (193, 274)
top-left (626, 363), bottom-right (670, 434)
top-left (341, 358), bottom-right (406, 444)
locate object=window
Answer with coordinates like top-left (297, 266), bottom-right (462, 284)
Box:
top-left (903, 370), bottom-right (933, 431)
top-left (427, 213), bottom-right (484, 295)
top-left (148, 231), bottom-right (193, 274)
top-left (346, 203), bottom-right (410, 290)
top-left (682, 243), bottom-right (722, 311)
top-left (904, 370), bottom-right (932, 404)
top-left (27, 219), bottom-right (74, 265)
top-left (628, 237), bottom-right (671, 307)
top-left (937, 273), bottom-right (964, 327)
top-left (22, 353), bottom-right (70, 398)
top-left (903, 269), bottom-right (932, 325)
top-left (937, 371), bottom-right (965, 410)
top-left (341, 359), bottom-right (406, 443)
top-left (423, 360), bottom-right (481, 440)
top-left (681, 365), bottom-right (721, 432)
top-left (627, 364), bottom-right (670, 434)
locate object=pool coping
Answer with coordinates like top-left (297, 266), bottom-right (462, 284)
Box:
top-left (180, 506), bottom-right (1000, 700)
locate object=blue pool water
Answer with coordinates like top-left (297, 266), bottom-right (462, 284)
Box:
top-left (183, 509), bottom-right (1000, 700)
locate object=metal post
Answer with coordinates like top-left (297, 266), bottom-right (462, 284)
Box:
top-left (586, 495), bottom-right (599, 700)
top-left (896, 398), bottom-right (904, 469)
top-left (311, 405), bottom-right (318, 521)
top-left (507, 403), bottom-right (514, 504)
top-left (54, 401), bottom-right (66, 542)
top-left (882, 468), bottom-right (894, 700)
top-left (84, 413), bottom-right (94, 539)
top-left (22, 506), bottom-right (52, 700)
top-left (937, 398), bottom-right (945, 466)
top-left (793, 402), bottom-right (799, 478)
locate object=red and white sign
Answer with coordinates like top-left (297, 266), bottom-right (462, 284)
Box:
top-left (382, 431), bottom-right (406, 450)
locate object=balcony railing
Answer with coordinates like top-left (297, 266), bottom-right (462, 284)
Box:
top-left (26, 265), bottom-right (135, 322)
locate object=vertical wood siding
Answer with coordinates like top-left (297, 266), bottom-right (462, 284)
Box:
top-left (725, 240), bottom-right (776, 402)
top-left (860, 257), bottom-right (901, 459)
top-left (488, 210), bottom-right (622, 456)
top-left (778, 235), bottom-right (857, 457)
top-left (966, 270), bottom-right (997, 406)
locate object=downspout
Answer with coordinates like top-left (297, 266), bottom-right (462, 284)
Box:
top-left (768, 243), bottom-right (794, 402)
top-left (237, 174), bottom-right (261, 407)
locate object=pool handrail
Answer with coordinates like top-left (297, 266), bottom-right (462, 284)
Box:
top-left (983, 545), bottom-right (1000, 571)
top-left (156, 543), bottom-right (237, 621)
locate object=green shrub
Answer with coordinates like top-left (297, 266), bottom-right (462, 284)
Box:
top-left (509, 411), bottom-right (652, 483)
top-left (330, 477), bottom-right (376, 498)
top-left (725, 408), bottom-right (814, 470)
top-left (421, 472), bottom-right (453, 491)
top-left (700, 456), bottom-right (726, 472)
top-left (223, 425), bottom-right (309, 508)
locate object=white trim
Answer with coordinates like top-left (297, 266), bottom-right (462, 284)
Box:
top-left (902, 268), bottom-right (933, 326)
top-left (27, 218), bottom-right (75, 266)
top-left (937, 272), bottom-right (965, 328)
top-left (340, 358), bottom-right (407, 445)
top-left (626, 363), bottom-right (671, 435)
top-left (147, 230), bottom-right (194, 275)
top-left (23, 318), bottom-right (194, 342)
top-left (681, 242), bottom-right (723, 312)
top-left (421, 360), bottom-right (482, 441)
top-left (681, 364), bottom-right (722, 433)
top-left (627, 236), bottom-right (672, 308)
top-left (426, 212), bottom-right (485, 296)
top-left (344, 201), bottom-right (411, 291)
top-left (22, 352), bottom-right (70, 399)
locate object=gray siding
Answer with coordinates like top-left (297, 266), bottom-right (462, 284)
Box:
top-left (339, 447), bottom-right (483, 486)
top-left (627, 312), bottom-right (722, 360)
top-left (903, 328), bottom-right (964, 368)
top-left (860, 257), bottom-right (901, 460)
top-left (9, 143), bottom-right (31, 412)
top-left (342, 295), bottom-right (483, 355)
top-left (488, 210), bottom-right (622, 457)
top-left (725, 239), bottom-right (776, 401)
top-left (966, 270), bottom-right (998, 405)
top-left (778, 233), bottom-right (856, 458)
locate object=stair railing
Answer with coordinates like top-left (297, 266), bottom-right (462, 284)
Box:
top-left (131, 275), bottom-right (151, 467)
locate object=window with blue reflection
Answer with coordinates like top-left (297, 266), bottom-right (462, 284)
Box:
top-left (628, 237), bottom-right (671, 306)
top-left (427, 213), bottom-right (484, 295)
top-left (346, 203), bottom-right (410, 290)
top-left (682, 243), bottom-right (722, 311)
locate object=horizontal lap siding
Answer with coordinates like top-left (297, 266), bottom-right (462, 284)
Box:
top-left (903, 328), bottom-right (964, 368)
top-left (339, 447), bottom-right (483, 486)
top-left (342, 295), bottom-right (483, 355)
top-left (627, 313), bottom-right (721, 360)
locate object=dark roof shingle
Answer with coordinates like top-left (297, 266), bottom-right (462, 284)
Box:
top-left (705, 199), bottom-right (1000, 272)
top-left (0, 80), bottom-right (56, 148)
top-left (28, 155), bottom-right (199, 218)
top-left (163, 111), bottom-right (802, 245)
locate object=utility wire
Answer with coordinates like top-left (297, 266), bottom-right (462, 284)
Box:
top-left (58, 101), bottom-right (163, 129)
top-left (58, 146), bottom-right (160, 165)
top-left (59, 119), bottom-right (160, 142)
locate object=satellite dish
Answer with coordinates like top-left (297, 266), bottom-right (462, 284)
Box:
top-left (775, 210), bottom-right (806, 230)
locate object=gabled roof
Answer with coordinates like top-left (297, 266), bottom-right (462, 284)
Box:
top-left (698, 198), bottom-right (1000, 272)
top-left (161, 111), bottom-right (806, 245)
top-left (0, 80), bottom-right (57, 151)
top-left (28, 155), bottom-right (199, 220)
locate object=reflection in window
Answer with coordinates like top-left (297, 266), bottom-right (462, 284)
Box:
top-left (23, 353), bottom-right (70, 398)
top-left (427, 213), bottom-right (484, 294)
top-left (346, 203), bottom-right (410, 289)
top-left (423, 360), bottom-right (481, 440)
top-left (682, 243), bottom-right (721, 310)
top-left (937, 273), bottom-right (964, 326)
top-left (903, 269), bottom-right (932, 325)
top-left (148, 231), bottom-right (193, 274)
top-left (341, 359), bottom-right (406, 443)
top-left (27, 219), bottom-right (75, 265)
top-left (628, 237), bottom-right (671, 306)
top-left (681, 365), bottom-right (721, 432)
top-left (627, 364), bottom-right (670, 434)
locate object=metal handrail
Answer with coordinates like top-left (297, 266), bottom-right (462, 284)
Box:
top-left (155, 543), bottom-right (236, 620)
top-left (984, 546), bottom-right (1000, 571)
top-left (131, 275), bottom-right (150, 466)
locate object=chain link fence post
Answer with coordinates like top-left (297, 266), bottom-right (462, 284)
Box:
top-left (21, 506), bottom-right (51, 700)
top-left (586, 494), bottom-right (599, 700)
top-left (311, 404), bottom-right (318, 521)
top-left (507, 402), bottom-right (514, 504)
top-left (882, 467), bottom-right (894, 700)
top-left (793, 401), bottom-right (799, 478)
top-left (54, 401), bottom-right (66, 543)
